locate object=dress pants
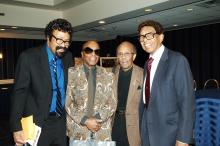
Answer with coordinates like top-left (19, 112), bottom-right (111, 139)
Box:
top-left (140, 108), bottom-right (150, 146)
top-left (37, 114), bottom-right (67, 146)
top-left (112, 112), bottom-right (129, 146)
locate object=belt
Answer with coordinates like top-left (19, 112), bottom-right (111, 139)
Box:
top-left (48, 112), bottom-right (63, 118)
top-left (116, 110), bottom-right (126, 115)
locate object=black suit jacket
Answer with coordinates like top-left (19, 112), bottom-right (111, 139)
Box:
top-left (10, 44), bottom-right (73, 132)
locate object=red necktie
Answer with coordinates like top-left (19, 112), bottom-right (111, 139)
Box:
top-left (145, 57), bottom-right (153, 108)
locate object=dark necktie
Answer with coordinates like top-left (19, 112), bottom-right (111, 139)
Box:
top-left (52, 57), bottom-right (63, 116)
top-left (145, 57), bottom-right (154, 108)
top-left (86, 69), bottom-right (95, 117)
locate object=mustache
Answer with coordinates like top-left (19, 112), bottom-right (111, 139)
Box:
top-left (55, 46), bottom-right (68, 58)
top-left (56, 46), bottom-right (67, 51)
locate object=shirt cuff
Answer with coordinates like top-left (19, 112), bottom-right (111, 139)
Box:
top-left (94, 113), bottom-right (101, 119)
top-left (80, 116), bottom-right (89, 125)
top-left (176, 140), bottom-right (187, 144)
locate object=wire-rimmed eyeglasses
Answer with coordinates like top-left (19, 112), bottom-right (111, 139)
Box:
top-left (117, 52), bottom-right (134, 58)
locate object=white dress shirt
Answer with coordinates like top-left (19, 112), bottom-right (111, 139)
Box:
top-left (143, 45), bottom-right (165, 103)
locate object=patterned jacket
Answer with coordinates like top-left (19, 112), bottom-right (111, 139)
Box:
top-left (65, 65), bottom-right (117, 141)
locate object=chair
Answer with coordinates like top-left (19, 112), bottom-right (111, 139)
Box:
top-left (203, 79), bottom-right (219, 89)
top-left (195, 98), bottom-right (220, 146)
top-left (193, 80), bottom-right (197, 91)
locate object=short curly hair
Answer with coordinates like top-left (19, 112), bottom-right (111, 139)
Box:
top-left (138, 20), bottom-right (164, 34)
top-left (44, 18), bottom-right (73, 40)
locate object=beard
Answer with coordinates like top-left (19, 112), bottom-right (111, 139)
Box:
top-left (55, 46), bottom-right (68, 58)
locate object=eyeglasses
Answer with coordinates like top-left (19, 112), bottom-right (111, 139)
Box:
top-left (117, 52), bottom-right (134, 58)
top-left (52, 34), bottom-right (71, 46)
top-left (139, 32), bottom-right (157, 42)
top-left (83, 47), bottom-right (100, 56)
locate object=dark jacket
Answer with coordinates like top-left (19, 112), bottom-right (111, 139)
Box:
top-left (10, 44), bottom-right (73, 132)
top-left (139, 48), bottom-right (195, 146)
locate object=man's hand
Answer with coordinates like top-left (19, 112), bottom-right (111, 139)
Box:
top-left (85, 118), bottom-right (101, 132)
top-left (13, 130), bottom-right (26, 146)
top-left (175, 141), bottom-right (189, 146)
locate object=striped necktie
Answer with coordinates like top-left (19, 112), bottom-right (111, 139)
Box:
top-left (52, 57), bottom-right (63, 117)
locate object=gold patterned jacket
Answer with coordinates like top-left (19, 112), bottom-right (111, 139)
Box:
top-left (65, 65), bottom-right (117, 141)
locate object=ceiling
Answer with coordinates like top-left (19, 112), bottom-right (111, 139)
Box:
top-left (0, 0), bottom-right (220, 41)
top-left (0, 0), bottom-right (91, 10)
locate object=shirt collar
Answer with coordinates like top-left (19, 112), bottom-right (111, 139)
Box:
top-left (46, 45), bottom-right (61, 64)
top-left (120, 66), bottom-right (133, 73)
top-left (83, 64), bottom-right (96, 72)
top-left (150, 44), bottom-right (165, 61)
top-left (83, 64), bottom-right (96, 78)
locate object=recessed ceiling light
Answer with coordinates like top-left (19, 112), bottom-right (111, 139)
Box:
top-left (99, 20), bottom-right (105, 24)
top-left (145, 9), bottom-right (152, 12)
top-left (11, 26), bottom-right (18, 29)
top-left (173, 24), bottom-right (178, 27)
top-left (187, 8), bottom-right (193, 11)
top-left (0, 28), bottom-right (5, 31)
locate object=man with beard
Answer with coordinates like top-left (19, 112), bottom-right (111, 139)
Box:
top-left (65, 40), bottom-right (117, 141)
top-left (10, 18), bottom-right (73, 146)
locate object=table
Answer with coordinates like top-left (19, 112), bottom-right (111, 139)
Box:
top-left (0, 79), bottom-right (14, 85)
top-left (0, 79), bottom-right (14, 115)
top-left (195, 89), bottom-right (220, 146)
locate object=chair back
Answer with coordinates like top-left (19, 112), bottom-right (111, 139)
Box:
top-left (195, 98), bottom-right (220, 146)
top-left (203, 79), bottom-right (219, 89)
top-left (193, 80), bottom-right (197, 91)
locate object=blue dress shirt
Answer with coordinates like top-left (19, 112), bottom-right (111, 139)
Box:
top-left (46, 46), bottom-right (65, 112)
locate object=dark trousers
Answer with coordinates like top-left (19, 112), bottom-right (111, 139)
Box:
top-left (112, 113), bottom-right (129, 146)
top-left (140, 108), bottom-right (150, 146)
top-left (37, 115), bottom-right (67, 146)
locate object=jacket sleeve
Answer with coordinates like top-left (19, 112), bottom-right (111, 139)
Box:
top-left (174, 55), bottom-right (195, 143)
top-left (10, 52), bottom-right (31, 132)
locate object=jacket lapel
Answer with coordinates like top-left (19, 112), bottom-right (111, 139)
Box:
top-left (114, 65), bottom-right (120, 88)
top-left (126, 65), bottom-right (138, 108)
top-left (151, 48), bottom-right (169, 98)
top-left (40, 45), bottom-right (52, 89)
top-left (62, 57), bottom-right (68, 88)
